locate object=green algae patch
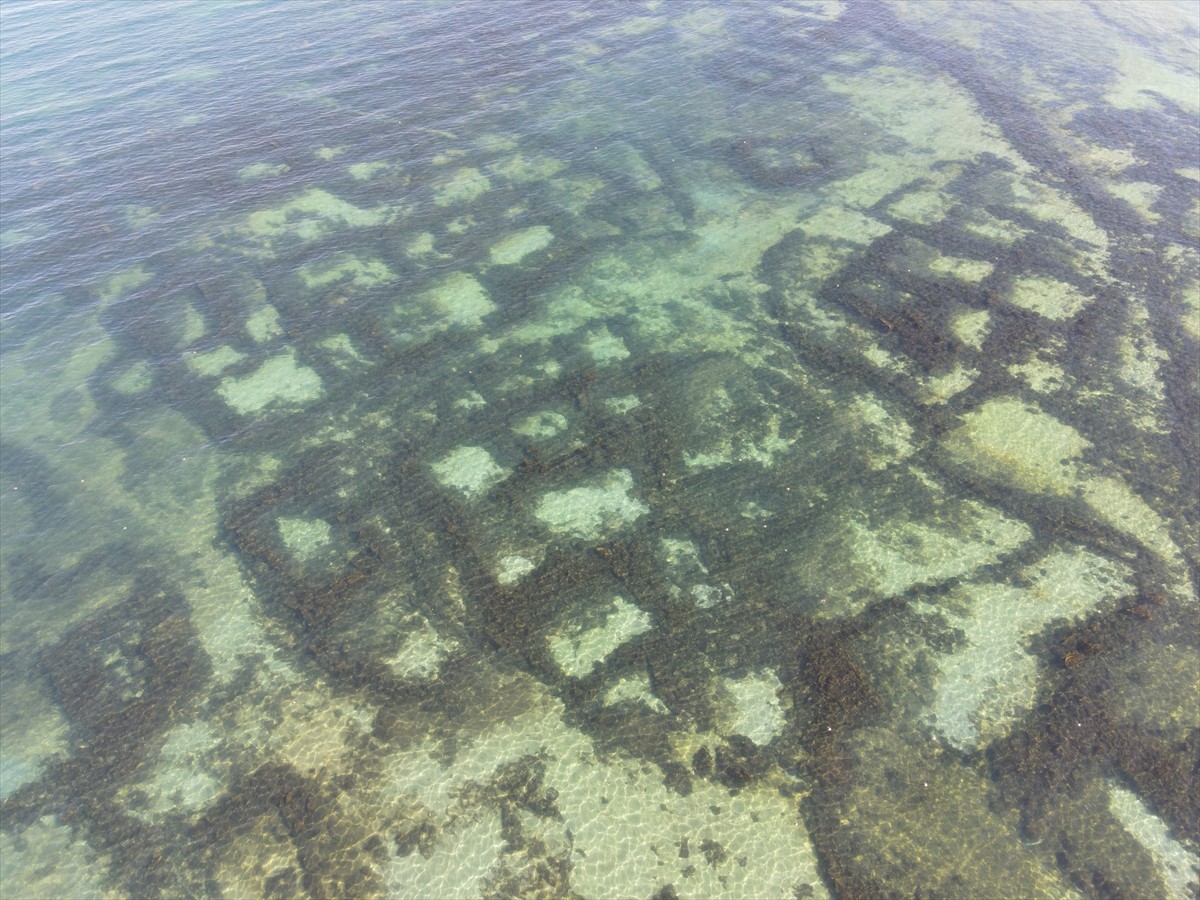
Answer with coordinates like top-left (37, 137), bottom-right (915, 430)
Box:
top-left (534, 469), bottom-right (649, 539)
top-left (488, 225), bottom-right (553, 265)
top-left (217, 350), bottom-right (323, 414)
top-left (1008, 275), bottom-right (1091, 321)
top-left (431, 445), bottom-right (507, 499)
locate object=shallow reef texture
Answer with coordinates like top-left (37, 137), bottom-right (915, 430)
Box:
top-left (2, 1), bottom-right (1198, 898)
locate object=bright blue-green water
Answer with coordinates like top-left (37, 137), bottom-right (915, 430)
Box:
top-left (2, 2), bottom-right (1198, 897)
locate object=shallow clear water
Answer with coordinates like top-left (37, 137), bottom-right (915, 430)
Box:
top-left (2, 1), bottom-right (1198, 897)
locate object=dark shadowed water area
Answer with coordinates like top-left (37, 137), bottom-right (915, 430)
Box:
top-left (1, 1), bottom-right (1198, 897)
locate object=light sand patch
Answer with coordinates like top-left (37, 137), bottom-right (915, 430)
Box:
top-left (1108, 180), bottom-right (1162, 223)
top-left (952, 308), bottom-right (992, 350)
top-left (421, 272), bottom-right (495, 324)
top-left (186, 345), bottom-right (245, 377)
top-left (918, 363), bottom-right (977, 404)
top-left (384, 810), bottom-right (504, 898)
top-left (300, 254), bottom-right (395, 290)
top-left (246, 305), bottom-right (281, 343)
top-left (1107, 780), bottom-right (1200, 899)
top-left (433, 166), bottom-right (490, 206)
top-left (1008, 354), bottom-right (1067, 393)
top-left (849, 499), bottom-right (1031, 600)
top-left (584, 325), bottom-right (629, 365)
top-left (534, 469), bottom-right (648, 538)
top-left (237, 162), bottom-right (289, 179)
top-left (548, 596), bottom-right (652, 678)
top-left (96, 264), bottom-right (152, 303)
top-left (0, 678), bottom-right (69, 803)
top-left (943, 397), bottom-right (1190, 596)
top-left (489, 225), bottom-right (553, 265)
top-left (604, 672), bottom-right (669, 714)
top-left (605, 140), bottom-right (662, 191)
top-left (453, 391), bottom-right (487, 410)
top-left (489, 152), bottom-right (565, 183)
top-left (125, 722), bottom-right (224, 816)
top-left (719, 670), bottom-right (787, 745)
top-left (277, 516), bottom-right (332, 560)
top-left (347, 160), bottom-right (391, 181)
top-left (930, 548), bottom-right (1132, 749)
top-left (405, 231), bottom-right (449, 261)
top-left (1008, 275), bottom-right (1091, 320)
top-left (0, 816), bottom-right (113, 899)
top-left (944, 397), bottom-right (1089, 495)
top-left (852, 394), bottom-right (915, 469)
top-left (242, 188), bottom-right (389, 248)
top-left (386, 618), bottom-right (457, 680)
top-left (319, 334), bottom-right (366, 366)
top-left (495, 554), bottom-right (537, 585)
top-left (604, 394), bottom-right (642, 414)
top-left (217, 351), bottom-right (323, 414)
top-left (109, 360), bottom-right (154, 394)
top-left (431, 446), bottom-right (507, 498)
top-left (928, 255), bottom-right (994, 283)
top-left (513, 410), bottom-right (568, 438)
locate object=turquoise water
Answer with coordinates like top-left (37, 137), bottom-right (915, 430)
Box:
top-left (2, 1), bottom-right (1198, 897)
